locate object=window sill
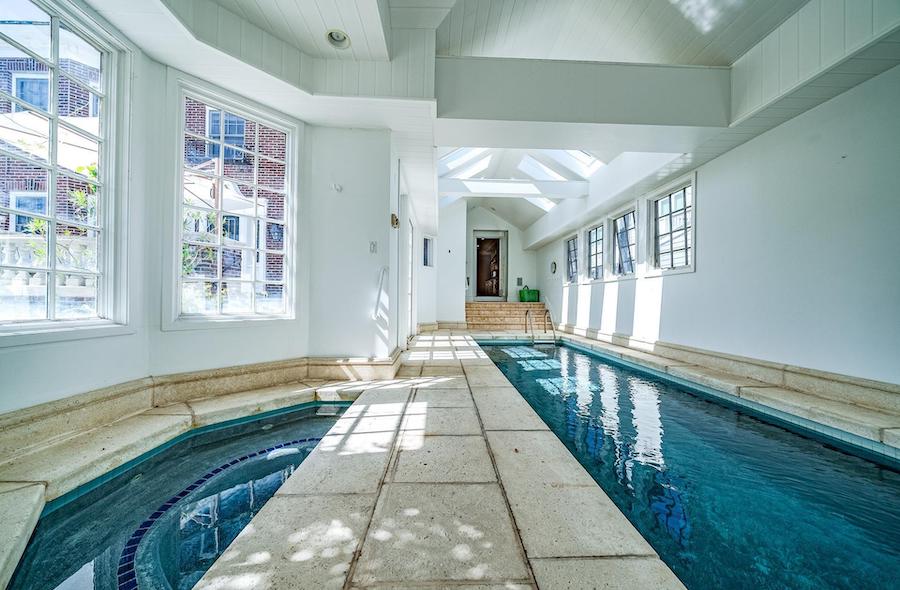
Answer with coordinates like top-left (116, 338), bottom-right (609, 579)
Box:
top-left (643, 265), bottom-right (696, 278)
top-left (0, 320), bottom-right (135, 348)
top-left (162, 313), bottom-right (296, 332)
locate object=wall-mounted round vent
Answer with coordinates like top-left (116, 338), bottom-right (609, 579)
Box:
top-left (326, 29), bottom-right (351, 49)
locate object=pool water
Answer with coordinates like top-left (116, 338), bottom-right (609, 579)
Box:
top-left (484, 344), bottom-right (900, 590)
top-left (10, 404), bottom-right (345, 590)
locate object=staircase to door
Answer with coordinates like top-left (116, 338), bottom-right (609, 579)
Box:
top-left (465, 301), bottom-right (549, 331)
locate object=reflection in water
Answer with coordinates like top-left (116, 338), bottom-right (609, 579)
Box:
top-left (485, 344), bottom-right (900, 590)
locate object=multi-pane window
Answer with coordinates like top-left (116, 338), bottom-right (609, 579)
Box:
top-left (587, 225), bottom-right (603, 279)
top-left (613, 211), bottom-right (636, 275)
top-left (180, 94), bottom-right (290, 317)
top-left (565, 236), bottom-right (578, 282)
top-left (1, 0), bottom-right (108, 323)
top-left (655, 186), bottom-right (693, 270)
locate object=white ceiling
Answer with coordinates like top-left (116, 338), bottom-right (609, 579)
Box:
top-left (436, 0), bottom-right (807, 66)
top-left (208, 0), bottom-right (391, 61)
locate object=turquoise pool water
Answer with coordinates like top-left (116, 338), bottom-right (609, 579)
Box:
top-left (484, 344), bottom-right (900, 590)
top-left (10, 404), bottom-right (344, 590)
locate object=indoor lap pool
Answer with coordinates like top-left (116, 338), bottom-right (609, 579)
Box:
top-left (484, 343), bottom-right (900, 590)
top-left (9, 403), bottom-right (346, 590)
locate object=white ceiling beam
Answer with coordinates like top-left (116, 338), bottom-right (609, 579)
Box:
top-left (436, 56), bottom-right (731, 127)
top-left (439, 178), bottom-right (588, 199)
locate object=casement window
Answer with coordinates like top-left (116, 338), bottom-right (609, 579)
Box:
top-left (587, 225), bottom-right (603, 280)
top-left (565, 236), bottom-right (578, 282)
top-left (654, 186), bottom-right (693, 270)
top-left (613, 210), bottom-right (637, 275)
top-left (423, 236), bottom-right (434, 267)
top-left (1, 0), bottom-right (119, 328)
top-left (179, 93), bottom-right (291, 318)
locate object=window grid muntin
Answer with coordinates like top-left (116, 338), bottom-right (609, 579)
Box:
top-left (613, 210), bottom-right (636, 275)
top-left (587, 225), bottom-right (603, 280)
top-left (654, 186), bottom-right (693, 270)
top-left (180, 94), bottom-right (289, 317)
top-left (565, 236), bottom-right (578, 282)
top-left (0, 6), bottom-right (107, 325)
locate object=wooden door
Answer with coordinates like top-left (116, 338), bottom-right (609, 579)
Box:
top-left (476, 237), bottom-right (500, 296)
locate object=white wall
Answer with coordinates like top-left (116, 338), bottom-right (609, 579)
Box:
top-left (537, 64), bottom-right (900, 385)
top-left (416, 232), bottom-right (437, 326)
top-left (466, 206), bottom-right (538, 302)
top-left (436, 199), bottom-right (467, 322)
top-left (0, 65), bottom-right (400, 413)
top-left (305, 127), bottom-right (393, 358)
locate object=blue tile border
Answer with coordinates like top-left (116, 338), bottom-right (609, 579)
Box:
top-left (115, 435), bottom-right (323, 590)
top-left (477, 338), bottom-right (900, 471)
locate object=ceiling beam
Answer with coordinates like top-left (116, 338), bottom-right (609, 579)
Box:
top-left (436, 56), bottom-right (730, 127)
top-left (439, 178), bottom-right (588, 198)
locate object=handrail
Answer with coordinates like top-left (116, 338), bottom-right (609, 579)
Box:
top-left (524, 308), bottom-right (536, 344)
top-left (372, 266), bottom-right (388, 320)
top-left (542, 302), bottom-right (558, 342)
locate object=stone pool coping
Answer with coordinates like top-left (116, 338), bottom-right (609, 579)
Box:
top-left (194, 336), bottom-right (687, 589)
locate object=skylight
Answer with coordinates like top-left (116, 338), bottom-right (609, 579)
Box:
top-left (525, 197), bottom-right (557, 211)
top-left (453, 154), bottom-right (492, 179)
top-left (544, 149), bottom-right (605, 178)
top-left (441, 147), bottom-right (488, 171)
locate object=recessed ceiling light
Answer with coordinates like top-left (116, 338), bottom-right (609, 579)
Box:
top-left (326, 29), bottom-right (351, 50)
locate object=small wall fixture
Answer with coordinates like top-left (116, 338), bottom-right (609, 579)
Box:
top-left (326, 29), bottom-right (351, 50)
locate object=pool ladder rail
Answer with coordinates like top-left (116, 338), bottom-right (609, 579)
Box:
top-left (525, 306), bottom-right (557, 344)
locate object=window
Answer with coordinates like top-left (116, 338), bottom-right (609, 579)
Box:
top-left (655, 186), bottom-right (693, 270)
top-left (1, 0), bottom-right (112, 325)
top-left (565, 236), bottom-right (578, 282)
top-left (613, 211), bottom-right (636, 275)
top-left (208, 112), bottom-right (246, 162)
top-left (13, 73), bottom-right (50, 112)
top-left (423, 236), bottom-right (434, 267)
top-left (180, 93), bottom-right (290, 317)
top-left (587, 225), bottom-right (603, 279)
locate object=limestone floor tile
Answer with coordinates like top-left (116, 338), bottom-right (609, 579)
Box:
top-left (667, 365), bottom-right (769, 396)
top-left (402, 406), bottom-right (483, 436)
top-left (277, 431), bottom-right (397, 495)
top-left (187, 383), bottom-right (317, 426)
top-left (487, 431), bottom-right (595, 488)
top-left (530, 556), bottom-right (686, 590)
top-left (471, 388), bottom-right (548, 431)
top-left (465, 370), bottom-right (513, 387)
top-left (413, 387), bottom-right (475, 408)
top-left (504, 483), bottom-right (656, 558)
top-left (397, 364), bottom-right (423, 377)
top-left (739, 386), bottom-right (900, 442)
top-left (360, 585), bottom-right (532, 590)
top-left (143, 402), bottom-right (193, 415)
top-left (488, 431), bottom-right (655, 558)
top-left (884, 428), bottom-right (900, 448)
top-left (0, 482), bottom-right (45, 589)
top-left (393, 434), bottom-right (496, 483)
top-left (195, 494), bottom-right (373, 590)
top-left (353, 483), bottom-right (529, 585)
top-left (421, 365), bottom-right (466, 377)
top-left (0, 413), bottom-right (192, 500)
top-left (416, 375), bottom-right (470, 389)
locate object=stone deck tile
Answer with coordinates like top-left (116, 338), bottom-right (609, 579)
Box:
top-left (197, 333), bottom-right (685, 589)
top-left (0, 412), bottom-right (192, 500)
top-left (0, 482), bottom-right (45, 589)
top-left (186, 381), bottom-right (318, 426)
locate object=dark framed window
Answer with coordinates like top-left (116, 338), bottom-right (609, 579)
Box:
top-left (208, 112), bottom-right (246, 161)
top-left (613, 210), bottom-right (636, 275)
top-left (222, 214), bottom-right (239, 240)
top-left (655, 186), bottom-right (693, 269)
top-left (423, 237), bottom-right (434, 267)
top-left (587, 225), bottom-right (603, 279)
top-left (565, 236), bottom-right (578, 282)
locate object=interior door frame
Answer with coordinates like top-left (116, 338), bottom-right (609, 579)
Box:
top-left (472, 230), bottom-right (508, 301)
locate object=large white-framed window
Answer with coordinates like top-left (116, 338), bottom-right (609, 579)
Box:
top-left (0, 0), bottom-right (128, 340)
top-left (586, 224), bottom-right (603, 280)
top-left (613, 210), bottom-right (637, 275)
top-left (653, 184), bottom-right (693, 270)
top-left (172, 81), bottom-right (296, 323)
top-left (564, 235), bottom-right (578, 283)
